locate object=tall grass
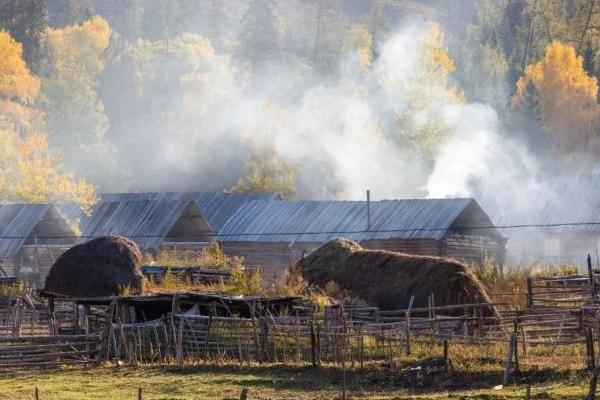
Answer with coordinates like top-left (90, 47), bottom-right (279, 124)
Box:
top-left (473, 258), bottom-right (584, 308)
top-left (144, 242), bottom-right (230, 268)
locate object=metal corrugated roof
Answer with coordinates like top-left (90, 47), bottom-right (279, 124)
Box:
top-left (218, 198), bottom-right (493, 243)
top-left (490, 174), bottom-right (600, 234)
top-left (0, 204), bottom-right (66, 257)
top-left (78, 200), bottom-right (211, 250)
top-left (63, 192), bottom-right (279, 232)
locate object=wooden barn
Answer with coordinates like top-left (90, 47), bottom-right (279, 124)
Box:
top-left (217, 198), bottom-right (506, 275)
top-left (77, 199), bottom-right (215, 255)
top-left (0, 204), bottom-right (76, 284)
top-left (492, 174), bottom-right (600, 266)
top-left (62, 192), bottom-right (279, 258)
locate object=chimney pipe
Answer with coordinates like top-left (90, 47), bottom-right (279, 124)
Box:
top-left (366, 190), bottom-right (371, 231)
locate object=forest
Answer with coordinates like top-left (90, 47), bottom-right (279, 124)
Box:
top-left (0, 0), bottom-right (599, 211)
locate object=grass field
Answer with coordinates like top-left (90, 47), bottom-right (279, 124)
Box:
top-left (0, 360), bottom-right (592, 400)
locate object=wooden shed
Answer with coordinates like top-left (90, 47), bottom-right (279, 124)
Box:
top-left (62, 192), bottom-right (280, 258)
top-left (491, 174), bottom-right (600, 266)
top-left (77, 199), bottom-right (215, 255)
top-left (0, 204), bottom-right (76, 284)
top-left (217, 198), bottom-right (506, 276)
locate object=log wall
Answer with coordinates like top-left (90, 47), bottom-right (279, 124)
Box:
top-left (13, 245), bottom-right (71, 287)
top-left (441, 234), bottom-right (506, 265)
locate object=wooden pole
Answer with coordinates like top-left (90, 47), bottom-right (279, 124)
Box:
top-left (309, 320), bottom-right (317, 367)
top-left (589, 366), bottom-right (599, 400)
top-left (589, 254), bottom-right (597, 300)
top-left (240, 388), bottom-right (248, 400)
top-left (443, 339), bottom-right (449, 373)
top-left (588, 327), bottom-right (597, 371)
top-left (138, 387), bottom-right (143, 400)
top-left (34, 387), bottom-right (39, 400)
top-left (177, 315), bottom-right (184, 366)
top-left (526, 277), bottom-right (533, 309)
top-left (405, 295), bottom-right (414, 356)
top-left (503, 333), bottom-right (518, 386)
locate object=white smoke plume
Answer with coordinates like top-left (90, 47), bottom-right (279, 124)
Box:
top-left (104, 20), bottom-right (543, 211)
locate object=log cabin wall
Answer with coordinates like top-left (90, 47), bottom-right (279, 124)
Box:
top-left (440, 234), bottom-right (506, 265)
top-left (157, 242), bottom-right (212, 261)
top-left (15, 245), bottom-right (71, 287)
top-left (221, 242), bottom-right (295, 277)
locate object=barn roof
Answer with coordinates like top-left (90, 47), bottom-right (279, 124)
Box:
top-left (491, 174), bottom-right (600, 234)
top-left (78, 200), bottom-right (214, 250)
top-left (62, 192), bottom-right (279, 233)
top-left (218, 198), bottom-right (501, 243)
top-left (0, 204), bottom-right (74, 258)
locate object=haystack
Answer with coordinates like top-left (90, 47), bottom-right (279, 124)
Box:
top-left (297, 238), bottom-right (496, 316)
top-left (44, 236), bottom-right (145, 297)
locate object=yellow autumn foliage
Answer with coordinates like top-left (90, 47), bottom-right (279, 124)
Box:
top-left (513, 41), bottom-right (600, 153)
top-left (43, 16), bottom-right (111, 76)
top-left (0, 30), bottom-right (41, 131)
top-left (0, 130), bottom-right (97, 212)
top-left (0, 30), bottom-right (97, 213)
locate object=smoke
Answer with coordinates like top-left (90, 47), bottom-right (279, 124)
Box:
top-left (99, 19), bottom-right (546, 213)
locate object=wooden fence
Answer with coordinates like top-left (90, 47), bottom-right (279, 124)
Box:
top-left (0, 334), bottom-right (100, 370)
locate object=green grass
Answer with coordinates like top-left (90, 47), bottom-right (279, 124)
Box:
top-left (0, 359), bottom-right (592, 400)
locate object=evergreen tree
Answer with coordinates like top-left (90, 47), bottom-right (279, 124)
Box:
top-left (237, 0), bottom-right (281, 68)
top-left (0, 0), bottom-right (48, 72)
top-left (46, 0), bottom-right (92, 28)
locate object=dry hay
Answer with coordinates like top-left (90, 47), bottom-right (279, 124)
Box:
top-left (44, 236), bottom-right (145, 297)
top-left (296, 238), bottom-right (497, 316)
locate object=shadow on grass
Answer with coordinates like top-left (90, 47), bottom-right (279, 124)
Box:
top-left (145, 359), bottom-right (584, 395)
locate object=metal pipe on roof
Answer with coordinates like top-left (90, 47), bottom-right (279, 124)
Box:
top-left (366, 190), bottom-right (371, 231)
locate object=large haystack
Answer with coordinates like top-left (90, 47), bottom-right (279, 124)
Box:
top-left (44, 236), bottom-right (145, 297)
top-left (297, 238), bottom-right (496, 315)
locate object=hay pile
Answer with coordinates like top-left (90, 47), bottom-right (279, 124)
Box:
top-left (297, 238), bottom-right (496, 315)
top-left (44, 236), bottom-right (145, 297)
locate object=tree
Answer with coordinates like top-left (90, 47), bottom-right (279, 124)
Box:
top-left (237, 0), bottom-right (281, 68)
top-left (228, 140), bottom-right (297, 199)
top-left (39, 16), bottom-right (122, 190)
top-left (0, 130), bottom-right (97, 212)
top-left (0, 0), bottom-right (48, 72)
top-left (0, 30), bottom-right (41, 132)
top-left (513, 41), bottom-right (600, 154)
top-left (46, 0), bottom-right (92, 28)
top-left (383, 24), bottom-right (464, 163)
top-left (101, 33), bottom-right (243, 191)
top-left (0, 30), bottom-right (96, 210)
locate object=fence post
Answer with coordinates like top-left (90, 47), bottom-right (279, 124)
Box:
top-left (503, 332), bottom-right (518, 386)
top-left (589, 367), bottom-right (599, 400)
top-left (443, 339), bottom-right (449, 372)
top-left (176, 314), bottom-right (184, 366)
top-left (404, 295), bottom-right (414, 356)
top-left (309, 319), bottom-right (317, 367)
top-left (34, 387), bottom-right (39, 400)
top-left (526, 278), bottom-right (533, 308)
top-left (589, 254), bottom-right (597, 300)
top-left (588, 327), bottom-right (597, 371)
top-left (138, 387), bottom-right (143, 400)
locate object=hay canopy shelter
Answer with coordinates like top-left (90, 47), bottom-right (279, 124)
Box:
top-left (0, 204), bottom-right (75, 280)
top-left (218, 198), bottom-right (506, 274)
top-left (491, 174), bottom-right (600, 265)
top-left (76, 199), bottom-right (214, 253)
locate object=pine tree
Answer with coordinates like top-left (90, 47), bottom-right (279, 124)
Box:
top-left (0, 0), bottom-right (48, 72)
top-left (46, 0), bottom-right (92, 28)
top-left (238, 0), bottom-right (281, 67)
